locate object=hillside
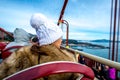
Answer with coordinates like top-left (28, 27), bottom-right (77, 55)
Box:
top-left (62, 39), bottom-right (109, 49)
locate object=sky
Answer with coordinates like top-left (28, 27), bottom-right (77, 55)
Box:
top-left (0, 0), bottom-right (112, 40)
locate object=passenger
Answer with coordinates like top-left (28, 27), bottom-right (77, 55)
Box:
top-left (5, 28), bottom-right (31, 49)
top-left (1, 28), bottom-right (31, 59)
top-left (108, 67), bottom-right (116, 80)
top-left (0, 13), bottom-right (79, 80)
top-left (94, 65), bottom-right (104, 80)
top-left (78, 55), bottom-right (86, 65)
top-left (103, 65), bottom-right (109, 80)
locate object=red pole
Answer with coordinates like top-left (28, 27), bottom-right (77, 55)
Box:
top-left (2, 32), bottom-right (4, 41)
top-left (57, 0), bottom-right (68, 26)
top-left (0, 27), bottom-right (13, 38)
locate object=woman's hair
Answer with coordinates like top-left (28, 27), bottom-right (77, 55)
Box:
top-left (31, 36), bottom-right (39, 43)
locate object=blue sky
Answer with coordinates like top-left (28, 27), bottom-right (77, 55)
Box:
top-left (0, 0), bottom-right (111, 40)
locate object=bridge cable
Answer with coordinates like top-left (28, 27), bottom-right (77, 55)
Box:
top-left (115, 0), bottom-right (120, 62)
top-left (109, 0), bottom-right (114, 60)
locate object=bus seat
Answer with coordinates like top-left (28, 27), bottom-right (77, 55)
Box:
top-left (1, 46), bottom-right (22, 59)
top-left (4, 61), bottom-right (95, 80)
top-left (0, 42), bottom-right (7, 51)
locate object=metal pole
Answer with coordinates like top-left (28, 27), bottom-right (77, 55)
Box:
top-left (59, 20), bottom-right (69, 48)
top-left (112, 0), bottom-right (118, 61)
top-left (116, 0), bottom-right (120, 62)
top-left (109, 0), bottom-right (113, 60)
top-left (63, 20), bottom-right (69, 47)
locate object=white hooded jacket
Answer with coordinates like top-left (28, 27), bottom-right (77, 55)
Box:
top-left (5, 28), bottom-right (31, 49)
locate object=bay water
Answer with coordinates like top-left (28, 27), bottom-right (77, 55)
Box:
top-left (72, 42), bottom-right (120, 62)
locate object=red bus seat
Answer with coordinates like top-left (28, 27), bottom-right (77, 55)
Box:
top-left (1, 46), bottom-right (22, 59)
top-left (0, 42), bottom-right (7, 51)
top-left (4, 61), bottom-right (95, 80)
top-left (0, 42), bottom-right (7, 59)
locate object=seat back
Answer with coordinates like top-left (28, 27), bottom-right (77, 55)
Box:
top-left (0, 42), bottom-right (7, 51)
top-left (0, 42), bottom-right (7, 59)
top-left (1, 46), bottom-right (22, 59)
top-left (4, 61), bottom-right (94, 80)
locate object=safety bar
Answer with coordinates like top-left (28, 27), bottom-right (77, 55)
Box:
top-left (61, 46), bottom-right (120, 71)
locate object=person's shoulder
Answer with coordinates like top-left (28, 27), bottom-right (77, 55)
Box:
top-left (17, 45), bottom-right (32, 52)
top-left (61, 49), bottom-right (77, 61)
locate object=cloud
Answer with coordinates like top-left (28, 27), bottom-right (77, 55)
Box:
top-left (62, 32), bottom-right (109, 40)
top-left (65, 14), bottom-right (110, 33)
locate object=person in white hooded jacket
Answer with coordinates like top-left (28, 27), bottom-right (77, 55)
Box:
top-left (1, 28), bottom-right (31, 59)
top-left (5, 28), bottom-right (31, 49)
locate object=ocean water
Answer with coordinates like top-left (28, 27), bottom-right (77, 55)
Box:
top-left (71, 42), bottom-right (120, 62)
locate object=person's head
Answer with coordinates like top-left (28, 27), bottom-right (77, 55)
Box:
top-left (30, 13), bottom-right (63, 48)
top-left (104, 65), bottom-right (109, 70)
top-left (96, 65), bottom-right (101, 71)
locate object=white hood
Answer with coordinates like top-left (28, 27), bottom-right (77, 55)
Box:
top-left (30, 13), bottom-right (63, 46)
top-left (5, 28), bottom-right (31, 48)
